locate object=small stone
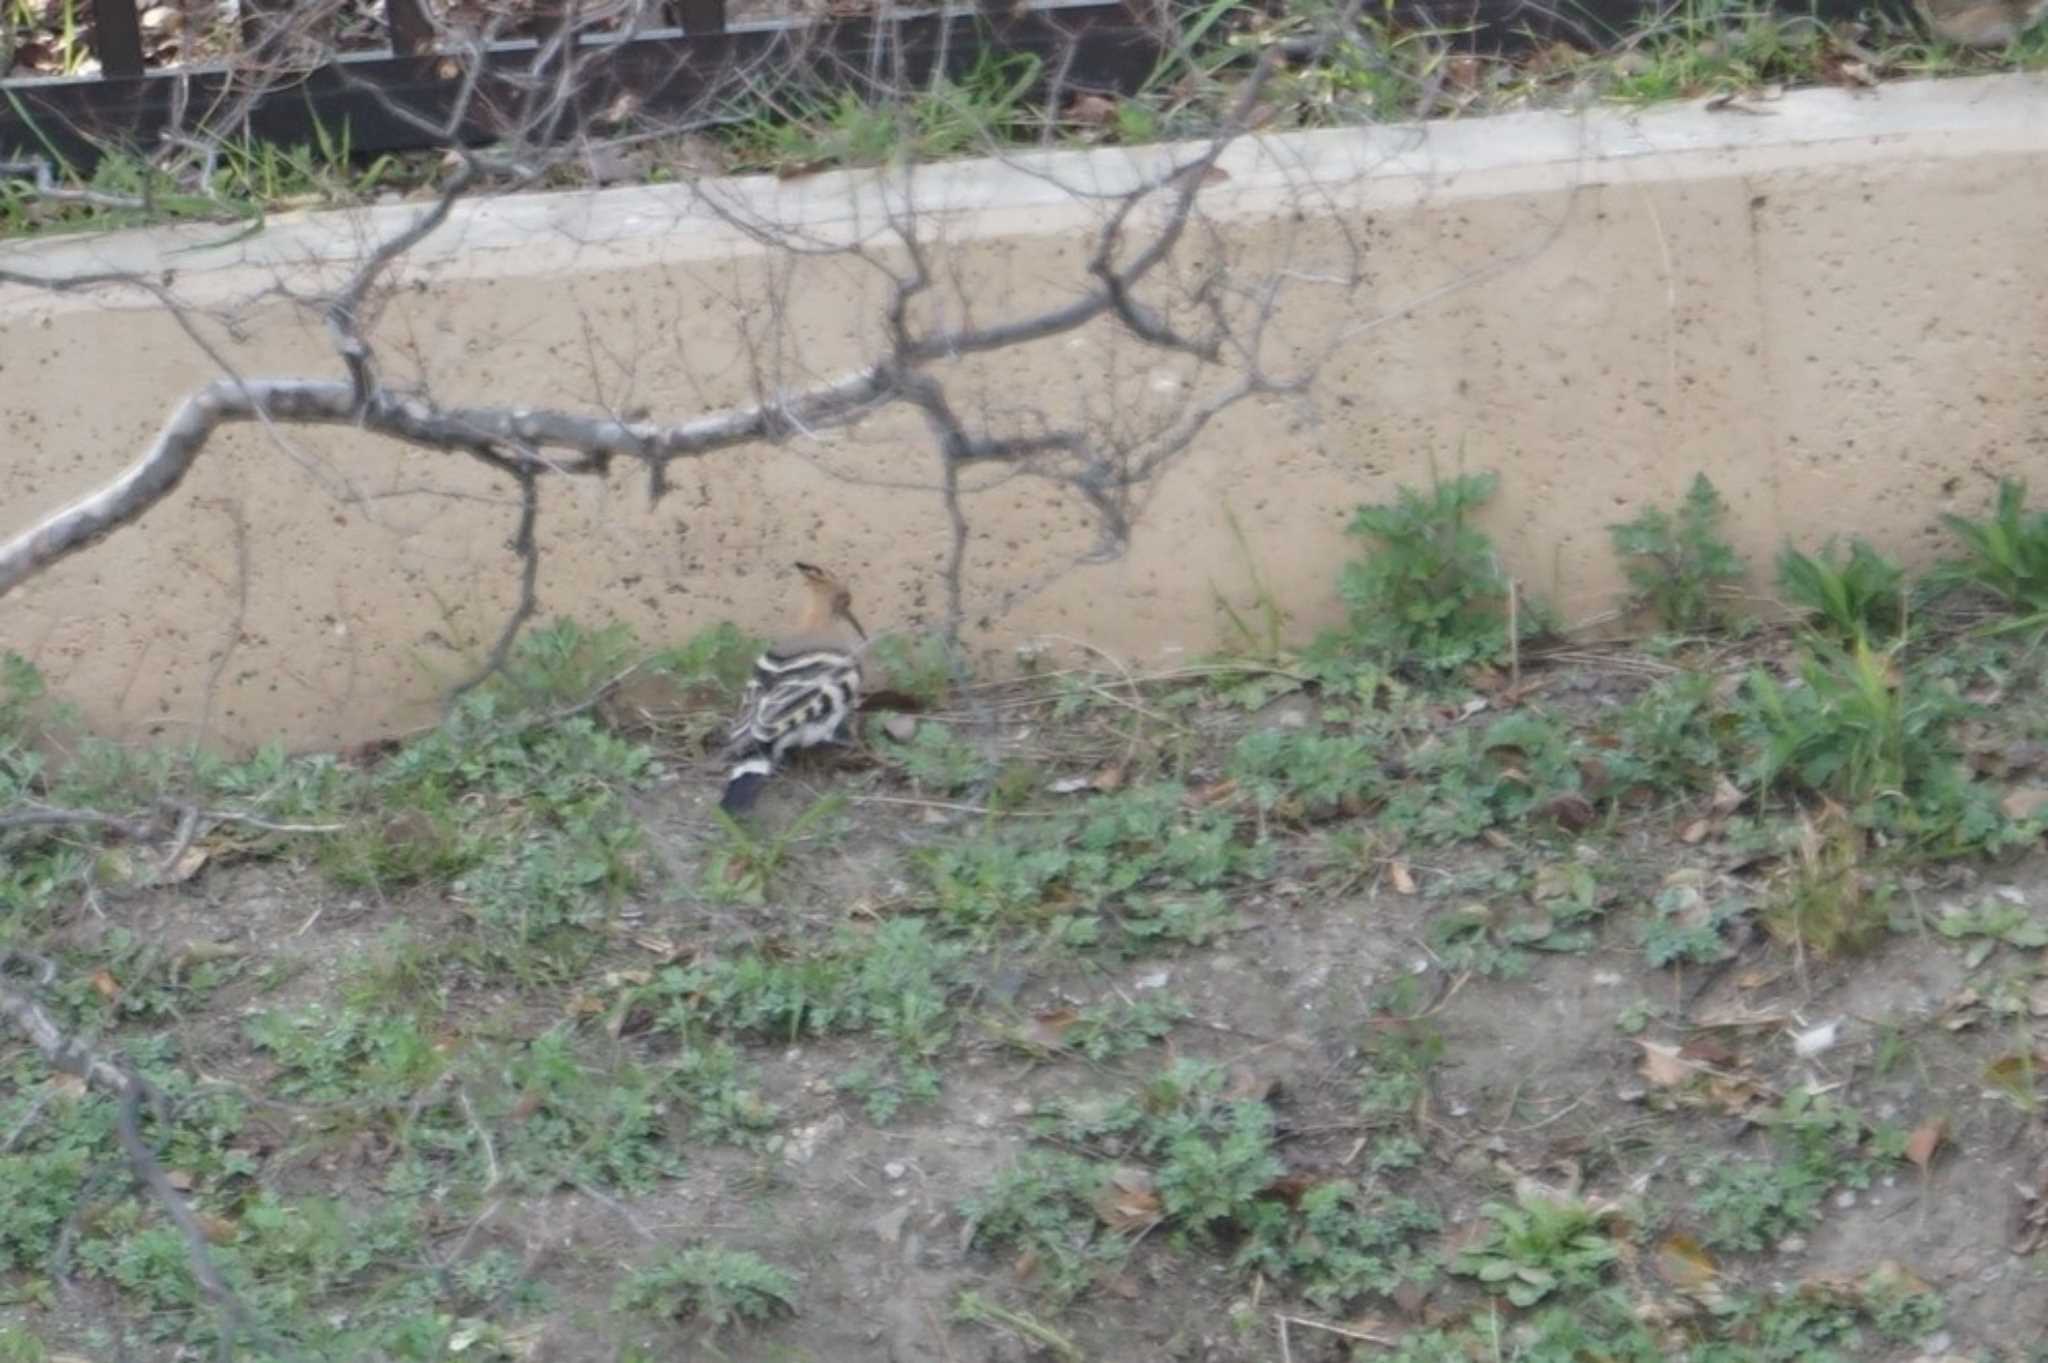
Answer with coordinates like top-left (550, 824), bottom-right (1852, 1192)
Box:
top-left (782, 1113), bottom-right (845, 1166)
top-left (1775, 1235), bottom-right (1806, 1255)
top-left (883, 1160), bottom-right (908, 1180)
top-left (871, 1204), bottom-right (911, 1246)
top-left (1833, 1189), bottom-right (1857, 1209)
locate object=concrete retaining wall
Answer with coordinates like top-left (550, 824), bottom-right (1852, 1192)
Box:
top-left (2, 73), bottom-right (2044, 750)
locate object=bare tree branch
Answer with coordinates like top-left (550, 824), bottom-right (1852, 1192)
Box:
top-left (1, 0), bottom-right (1435, 701)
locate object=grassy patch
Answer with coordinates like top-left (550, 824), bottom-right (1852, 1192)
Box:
top-left (10, 472), bottom-right (2048, 1357)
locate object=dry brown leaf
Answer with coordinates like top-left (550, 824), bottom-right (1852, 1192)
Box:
top-left (774, 157), bottom-right (836, 180)
top-left (164, 1168), bottom-right (196, 1192)
top-left (1983, 1052), bottom-right (2036, 1097)
top-left (1654, 1232), bottom-right (1718, 1288)
top-left (1481, 828), bottom-right (1512, 850)
top-left (2000, 785), bottom-right (2048, 821)
top-left (1904, 1117), bottom-right (1947, 1173)
top-left (89, 968), bottom-right (120, 1002)
top-left (196, 1213), bottom-right (238, 1246)
top-left (1711, 775), bottom-right (1746, 815)
top-left (1091, 1166), bottom-right (1162, 1232)
top-left (1260, 1171), bottom-right (1327, 1208)
top-left (1066, 93), bottom-right (1119, 125)
top-left (1541, 792), bottom-right (1597, 830)
top-left (1030, 1008), bottom-right (1080, 1050)
top-left (1939, 985), bottom-right (1982, 1028)
top-left (161, 844), bottom-right (209, 884)
top-left (1224, 1065), bottom-right (1281, 1104)
top-left (1706, 1075), bottom-right (1764, 1116)
top-left (1091, 764), bottom-right (1126, 793)
top-left (1678, 818), bottom-right (1711, 845)
top-left (1679, 1035), bottom-right (1738, 1068)
top-left (1577, 756), bottom-right (1612, 796)
top-left (1636, 1041), bottom-right (1695, 1088)
top-left (1389, 860), bottom-right (1418, 895)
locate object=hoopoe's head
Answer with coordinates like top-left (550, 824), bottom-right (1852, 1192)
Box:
top-left (794, 561), bottom-right (867, 641)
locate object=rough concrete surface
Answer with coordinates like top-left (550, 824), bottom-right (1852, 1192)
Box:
top-left (1, 73), bottom-right (2044, 751)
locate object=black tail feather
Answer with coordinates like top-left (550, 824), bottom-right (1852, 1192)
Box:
top-left (720, 760), bottom-right (771, 814)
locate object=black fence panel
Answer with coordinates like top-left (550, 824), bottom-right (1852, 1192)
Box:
top-left (2, 0), bottom-right (1913, 170)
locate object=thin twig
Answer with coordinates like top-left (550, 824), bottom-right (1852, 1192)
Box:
top-left (0, 954), bottom-right (252, 1359)
top-left (1276, 1314), bottom-right (1399, 1347)
top-left (0, 806), bottom-right (161, 838)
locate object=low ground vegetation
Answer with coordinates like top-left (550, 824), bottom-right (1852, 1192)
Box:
top-left (4, 472), bottom-right (2048, 1359)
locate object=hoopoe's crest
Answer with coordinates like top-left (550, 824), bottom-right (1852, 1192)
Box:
top-left (719, 562), bottom-right (866, 814)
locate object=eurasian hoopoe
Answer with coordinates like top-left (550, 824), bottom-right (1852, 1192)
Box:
top-left (719, 562), bottom-right (867, 814)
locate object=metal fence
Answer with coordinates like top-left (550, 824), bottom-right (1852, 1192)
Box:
top-left (1, 0), bottom-right (1892, 169)
top-left (0, 0), bottom-right (1169, 166)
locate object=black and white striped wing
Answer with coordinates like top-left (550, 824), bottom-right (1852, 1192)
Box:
top-left (725, 648), bottom-right (861, 757)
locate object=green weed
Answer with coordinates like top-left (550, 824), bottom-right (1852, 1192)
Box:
top-left (1935, 476), bottom-right (2048, 617)
top-left (913, 782), bottom-right (1263, 945)
top-left (1738, 638), bottom-right (1944, 809)
top-left (1606, 669), bottom-right (1740, 797)
top-left (724, 47), bottom-right (1043, 171)
top-left (490, 1027), bottom-right (681, 1192)
top-left (1452, 1189), bottom-right (1623, 1307)
top-left (1692, 1090), bottom-right (1890, 1251)
top-left (1601, 0), bottom-right (1840, 104)
top-left (613, 1246), bottom-right (797, 1329)
top-left (1609, 473), bottom-right (1745, 632)
top-left (1641, 870), bottom-right (1746, 968)
top-left (1228, 728), bottom-right (1382, 818)
top-left (1379, 710), bottom-right (1589, 845)
top-left (1211, 506), bottom-right (1293, 662)
top-left (969, 1057), bottom-right (1440, 1307)
top-left (1327, 470), bottom-right (1530, 677)
top-left (698, 794), bottom-right (846, 905)
top-left (1776, 538), bottom-right (1907, 643)
top-left (879, 721), bottom-right (992, 795)
top-left (647, 620), bottom-right (763, 702)
top-left (1759, 807), bottom-right (1890, 957)
top-left (1218, 0), bottom-right (1450, 126)
top-left (864, 630), bottom-right (959, 707)
top-left (488, 615), bottom-right (641, 710)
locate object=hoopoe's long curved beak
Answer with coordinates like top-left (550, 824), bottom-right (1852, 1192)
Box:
top-left (840, 605), bottom-right (868, 641)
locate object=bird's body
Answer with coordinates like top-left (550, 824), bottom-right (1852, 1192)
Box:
top-left (719, 563), bottom-right (866, 814)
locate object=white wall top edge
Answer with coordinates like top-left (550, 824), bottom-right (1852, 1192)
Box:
top-left (1, 71), bottom-right (2041, 307)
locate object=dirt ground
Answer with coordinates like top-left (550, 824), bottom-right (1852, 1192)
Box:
top-left (8, 646), bottom-right (2047, 1363)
